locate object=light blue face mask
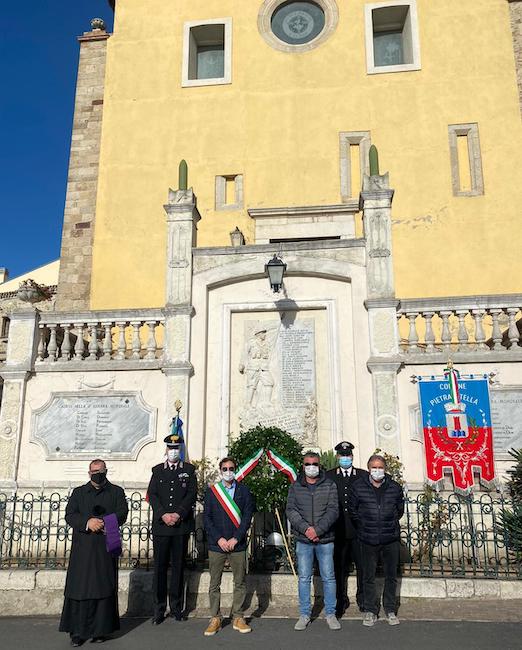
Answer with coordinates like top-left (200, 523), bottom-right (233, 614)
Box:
top-left (339, 456), bottom-right (353, 469)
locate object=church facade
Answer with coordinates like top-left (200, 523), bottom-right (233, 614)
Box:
top-left (1, 0), bottom-right (522, 491)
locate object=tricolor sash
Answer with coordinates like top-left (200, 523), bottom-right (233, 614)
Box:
top-left (210, 482), bottom-right (241, 528)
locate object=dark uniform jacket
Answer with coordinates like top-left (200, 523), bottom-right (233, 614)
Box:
top-left (64, 480), bottom-right (128, 600)
top-left (286, 470), bottom-right (339, 544)
top-left (348, 475), bottom-right (405, 546)
top-left (326, 466), bottom-right (368, 540)
top-left (147, 461), bottom-right (197, 536)
top-left (203, 481), bottom-right (255, 553)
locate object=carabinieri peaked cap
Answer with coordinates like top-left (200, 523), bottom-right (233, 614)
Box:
top-left (163, 434), bottom-right (182, 447)
top-left (334, 441), bottom-right (355, 456)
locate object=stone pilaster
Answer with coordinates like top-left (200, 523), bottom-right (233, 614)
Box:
top-left (161, 189), bottom-right (200, 440)
top-left (360, 173), bottom-right (402, 456)
top-left (509, 0), bottom-right (522, 116)
top-left (56, 22), bottom-right (110, 310)
top-left (0, 310), bottom-right (39, 483)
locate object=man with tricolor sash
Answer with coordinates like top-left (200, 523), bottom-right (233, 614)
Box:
top-left (203, 457), bottom-right (255, 636)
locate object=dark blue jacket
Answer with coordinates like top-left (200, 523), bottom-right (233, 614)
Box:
top-left (203, 481), bottom-right (255, 553)
top-left (348, 475), bottom-right (405, 546)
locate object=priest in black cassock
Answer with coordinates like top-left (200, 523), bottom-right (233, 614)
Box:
top-left (59, 459), bottom-right (128, 646)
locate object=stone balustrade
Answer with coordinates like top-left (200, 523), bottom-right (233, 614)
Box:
top-left (35, 310), bottom-right (165, 368)
top-left (397, 295), bottom-right (522, 362)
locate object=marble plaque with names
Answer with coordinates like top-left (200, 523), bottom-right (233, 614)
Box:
top-left (490, 388), bottom-right (522, 454)
top-left (278, 321), bottom-right (316, 407)
top-left (31, 391), bottom-right (156, 459)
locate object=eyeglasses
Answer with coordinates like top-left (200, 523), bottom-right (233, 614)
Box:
top-left (304, 462), bottom-right (319, 467)
top-left (222, 466), bottom-right (235, 471)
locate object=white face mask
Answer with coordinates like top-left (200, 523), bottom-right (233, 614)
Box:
top-left (221, 470), bottom-right (235, 483)
top-left (370, 468), bottom-right (385, 481)
top-left (167, 449), bottom-right (180, 463)
top-left (304, 465), bottom-right (320, 478)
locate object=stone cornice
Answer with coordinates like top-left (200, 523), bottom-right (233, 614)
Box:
top-left (248, 202), bottom-right (359, 219)
top-left (193, 238), bottom-right (366, 257)
top-left (78, 31), bottom-right (111, 43)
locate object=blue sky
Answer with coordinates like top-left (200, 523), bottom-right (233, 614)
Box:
top-left (0, 1), bottom-right (114, 280)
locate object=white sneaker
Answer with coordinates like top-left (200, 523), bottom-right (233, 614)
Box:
top-left (386, 612), bottom-right (400, 626)
top-left (326, 615), bottom-right (341, 630)
top-left (294, 615), bottom-right (310, 631)
top-left (363, 612), bottom-right (377, 627)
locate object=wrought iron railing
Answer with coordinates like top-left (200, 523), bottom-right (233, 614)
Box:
top-left (0, 491), bottom-right (520, 579)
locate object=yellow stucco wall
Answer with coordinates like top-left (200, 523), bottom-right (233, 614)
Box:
top-left (90, 0), bottom-right (522, 309)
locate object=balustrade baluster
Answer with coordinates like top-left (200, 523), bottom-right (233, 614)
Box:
top-left (145, 321), bottom-right (158, 360)
top-left (506, 307), bottom-right (521, 350)
top-left (114, 321), bottom-right (127, 360)
top-left (472, 309), bottom-right (487, 350)
top-left (61, 324), bottom-right (72, 361)
top-left (490, 308), bottom-right (504, 351)
top-left (74, 323), bottom-right (85, 360)
top-left (37, 325), bottom-right (47, 361)
top-left (406, 312), bottom-right (419, 352)
top-left (456, 310), bottom-right (470, 351)
top-left (423, 311), bottom-right (436, 353)
top-left (130, 321), bottom-right (142, 360)
top-left (102, 321), bottom-right (113, 359)
top-left (439, 310), bottom-right (452, 353)
top-left (47, 324), bottom-right (58, 362)
top-left (86, 322), bottom-right (99, 360)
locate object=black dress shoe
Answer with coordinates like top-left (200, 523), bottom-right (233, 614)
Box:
top-left (169, 613), bottom-right (185, 621)
top-left (151, 615), bottom-right (165, 625)
top-left (70, 638), bottom-right (82, 648)
top-left (91, 638), bottom-right (106, 644)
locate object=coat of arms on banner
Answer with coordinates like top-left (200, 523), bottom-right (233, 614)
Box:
top-left (417, 365), bottom-right (495, 492)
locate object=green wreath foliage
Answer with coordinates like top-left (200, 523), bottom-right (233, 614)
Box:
top-left (229, 425), bottom-right (303, 512)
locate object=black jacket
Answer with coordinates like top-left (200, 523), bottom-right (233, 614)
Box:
top-left (147, 461), bottom-right (197, 536)
top-left (348, 475), bottom-right (405, 546)
top-left (326, 466), bottom-right (368, 540)
top-left (286, 470), bottom-right (339, 544)
top-left (64, 480), bottom-right (128, 600)
top-left (203, 481), bottom-right (255, 553)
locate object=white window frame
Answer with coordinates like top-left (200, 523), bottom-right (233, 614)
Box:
top-left (339, 131), bottom-right (371, 202)
top-left (448, 123), bottom-right (484, 197)
top-left (182, 18), bottom-right (232, 88)
top-left (215, 174), bottom-right (244, 210)
top-left (364, 1), bottom-right (421, 75)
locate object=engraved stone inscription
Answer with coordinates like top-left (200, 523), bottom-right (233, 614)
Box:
top-left (32, 391), bottom-right (156, 459)
top-left (490, 389), bottom-right (522, 453)
top-left (279, 324), bottom-right (315, 407)
top-left (239, 317), bottom-right (317, 444)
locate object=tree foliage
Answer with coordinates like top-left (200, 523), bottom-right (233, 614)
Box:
top-left (229, 426), bottom-right (303, 512)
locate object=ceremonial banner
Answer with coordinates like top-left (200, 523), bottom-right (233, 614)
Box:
top-left (417, 366), bottom-right (495, 492)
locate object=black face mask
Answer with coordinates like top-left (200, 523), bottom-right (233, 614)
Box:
top-left (91, 472), bottom-right (107, 486)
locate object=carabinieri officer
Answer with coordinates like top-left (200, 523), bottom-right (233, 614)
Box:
top-left (147, 433), bottom-right (197, 624)
top-left (326, 441), bottom-right (368, 617)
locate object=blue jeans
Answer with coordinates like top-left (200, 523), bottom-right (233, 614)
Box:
top-left (296, 541), bottom-right (336, 617)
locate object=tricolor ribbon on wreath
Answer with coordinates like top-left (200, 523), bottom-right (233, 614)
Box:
top-left (417, 363), bottom-right (496, 493)
top-left (235, 448), bottom-right (298, 483)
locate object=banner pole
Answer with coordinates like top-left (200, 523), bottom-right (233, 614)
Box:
top-left (275, 508), bottom-right (297, 579)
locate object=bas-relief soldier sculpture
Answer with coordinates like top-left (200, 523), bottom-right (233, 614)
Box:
top-left (239, 325), bottom-right (276, 409)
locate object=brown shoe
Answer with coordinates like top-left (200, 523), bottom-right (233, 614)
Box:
top-left (204, 617), bottom-right (221, 636)
top-left (232, 617), bottom-right (252, 633)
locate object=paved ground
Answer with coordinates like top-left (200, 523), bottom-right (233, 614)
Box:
top-left (0, 615), bottom-right (521, 650)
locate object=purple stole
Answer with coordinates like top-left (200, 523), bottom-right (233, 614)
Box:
top-left (103, 513), bottom-right (122, 557)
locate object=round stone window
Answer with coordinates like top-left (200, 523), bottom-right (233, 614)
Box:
top-left (271, 2), bottom-right (325, 46)
top-left (258, 0), bottom-right (338, 53)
